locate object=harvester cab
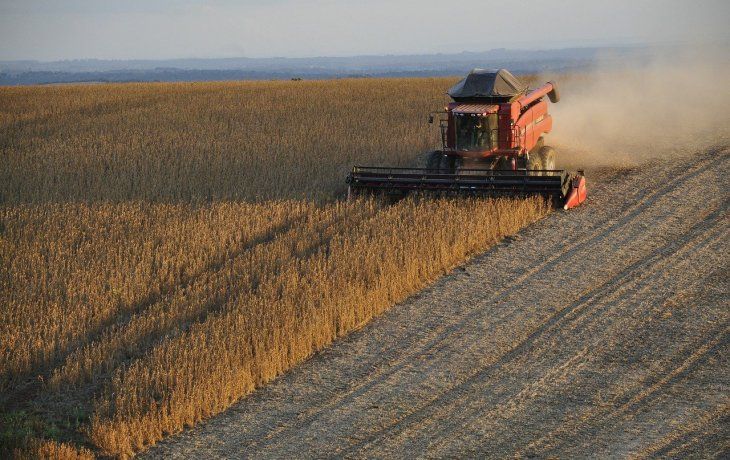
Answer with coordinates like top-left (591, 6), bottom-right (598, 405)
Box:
top-left (347, 68), bottom-right (587, 209)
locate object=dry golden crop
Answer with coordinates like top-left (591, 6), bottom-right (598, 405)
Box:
top-left (11, 439), bottom-right (94, 460)
top-left (0, 79), bottom-right (453, 203)
top-left (1, 78), bottom-right (547, 457)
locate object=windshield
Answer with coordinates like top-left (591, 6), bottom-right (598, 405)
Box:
top-left (454, 113), bottom-right (498, 151)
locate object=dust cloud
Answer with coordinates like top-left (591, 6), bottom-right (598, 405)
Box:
top-left (545, 46), bottom-right (730, 169)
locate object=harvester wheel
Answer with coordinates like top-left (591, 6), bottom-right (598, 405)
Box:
top-left (441, 155), bottom-right (456, 173)
top-left (527, 152), bottom-right (543, 173)
top-left (426, 151), bottom-right (442, 171)
top-left (539, 146), bottom-right (557, 171)
top-left (455, 158), bottom-right (467, 175)
top-left (530, 136), bottom-right (545, 155)
top-left (492, 156), bottom-right (511, 174)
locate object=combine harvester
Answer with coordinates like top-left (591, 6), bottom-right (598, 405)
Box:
top-left (347, 69), bottom-right (587, 209)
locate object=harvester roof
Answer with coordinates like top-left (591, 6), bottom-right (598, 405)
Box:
top-left (448, 68), bottom-right (527, 102)
top-left (451, 103), bottom-right (499, 115)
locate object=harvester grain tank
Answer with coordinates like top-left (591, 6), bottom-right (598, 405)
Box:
top-left (346, 69), bottom-right (587, 209)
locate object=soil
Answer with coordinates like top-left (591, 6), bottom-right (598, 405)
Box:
top-left (145, 146), bottom-right (729, 459)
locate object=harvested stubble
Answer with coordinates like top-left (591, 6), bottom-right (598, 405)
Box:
top-left (0, 78), bottom-right (547, 457)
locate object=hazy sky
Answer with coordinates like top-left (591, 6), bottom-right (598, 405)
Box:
top-left (1, 0), bottom-right (728, 61)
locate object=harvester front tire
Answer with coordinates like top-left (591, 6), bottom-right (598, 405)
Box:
top-left (539, 146), bottom-right (557, 171)
top-left (426, 151), bottom-right (442, 171)
top-left (441, 155), bottom-right (456, 174)
top-left (530, 136), bottom-right (545, 155)
top-left (527, 152), bottom-right (543, 173)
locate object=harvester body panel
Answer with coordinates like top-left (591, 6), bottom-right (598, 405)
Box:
top-left (443, 82), bottom-right (556, 158)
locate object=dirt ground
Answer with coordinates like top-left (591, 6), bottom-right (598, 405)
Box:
top-left (145, 146), bottom-right (729, 459)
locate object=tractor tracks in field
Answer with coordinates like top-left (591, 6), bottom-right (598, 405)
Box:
top-left (529, 255), bottom-right (728, 434)
top-left (512, 297), bottom-right (728, 458)
top-left (341, 202), bottom-right (729, 457)
top-left (145, 146), bottom-right (730, 459)
top-left (638, 402), bottom-right (730, 459)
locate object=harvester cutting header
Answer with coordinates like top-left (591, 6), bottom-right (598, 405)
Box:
top-left (347, 69), bottom-right (586, 209)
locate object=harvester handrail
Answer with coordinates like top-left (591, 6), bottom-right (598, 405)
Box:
top-left (352, 165), bottom-right (567, 174)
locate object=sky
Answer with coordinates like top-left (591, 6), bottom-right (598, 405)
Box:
top-left (0, 0), bottom-right (728, 61)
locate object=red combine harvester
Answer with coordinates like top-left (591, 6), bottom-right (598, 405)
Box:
top-left (347, 69), bottom-right (587, 209)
